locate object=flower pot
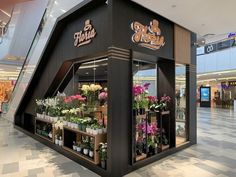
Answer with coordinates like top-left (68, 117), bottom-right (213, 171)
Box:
top-left (81, 125), bottom-right (86, 132)
top-left (45, 115), bottom-right (49, 120)
top-left (36, 113), bottom-right (40, 118)
top-left (63, 121), bottom-right (68, 126)
top-left (101, 160), bottom-right (106, 169)
top-left (53, 117), bottom-right (58, 122)
top-left (58, 140), bottom-right (63, 146)
top-left (139, 108), bottom-right (145, 115)
top-left (55, 139), bottom-right (59, 145)
top-left (67, 122), bottom-right (72, 128)
top-left (76, 146), bottom-right (82, 152)
top-left (89, 150), bottom-right (94, 158)
top-left (59, 117), bottom-right (64, 121)
top-left (48, 132), bottom-right (52, 138)
top-left (78, 124), bottom-right (82, 130)
top-left (83, 148), bottom-right (89, 155)
top-left (92, 129), bottom-right (98, 135)
top-left (98, 129), bottom-right (103, 134)
top-left (73, 145), bottom-right (77, 151)
top-left (103, 127), bottom-right (107, 133)
top-left (74, 124), bottom-right (78, 129)
top-left (86, 128), bottom-right (91, 133)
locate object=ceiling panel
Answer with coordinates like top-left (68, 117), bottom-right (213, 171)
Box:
top-left (132, 0), bottom-right (236, 42)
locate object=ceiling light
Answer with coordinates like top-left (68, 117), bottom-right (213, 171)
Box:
top-left (0, 9), bottom-right (11, 17)
top-left (60, 9), bottom-right (66, 13)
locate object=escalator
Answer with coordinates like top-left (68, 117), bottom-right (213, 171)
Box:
top-left (4, 0), bottom-right (85, 121)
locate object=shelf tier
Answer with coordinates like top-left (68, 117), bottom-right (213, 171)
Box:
top-left (136, 153), bottom-right (147, 162)
top-left (63, 126), bottom-right (106, 138)
top-left (35, 117), bottom-right (54, 124)
top-left (35, 133), bottom-right (54, 143)
top-left (176, 119), bottom-right (186, 123)
top-left (63, 146), bottom-right (96, 164)
top-left (162, 144), bottom-right (170, 151)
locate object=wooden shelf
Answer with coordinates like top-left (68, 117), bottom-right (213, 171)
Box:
top-left (176, 119), bottom-right (186, 123)
top-left (63, 126), bottom-right (107, 165)
top-left (35, 133), bottom-right (54, 143)
top-left (35, 117), bottom-right (53, 124)
top-left (63, 126), bottom-right (106, 138)
top-left (136, 153), bottom-right (147, 161)
top-left (160, 111), bottom-right (170, 115)
top-left (63, 146), bottom-right (96, 164)
top-left (135, 114), bottom-right (146, 119)
top-left (162, 145), bottom-right (170, 151)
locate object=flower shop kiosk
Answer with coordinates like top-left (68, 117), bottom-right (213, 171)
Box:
top-left (14, 0), bottom-right (197, 176)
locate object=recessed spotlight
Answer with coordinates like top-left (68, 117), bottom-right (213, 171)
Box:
top-left (85, 72), bottom-right (89, 75)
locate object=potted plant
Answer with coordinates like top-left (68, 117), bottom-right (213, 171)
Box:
top-left (98, 142), bottom-right (107, 169)
top-left (82, 138), bottom-right (90, 155)
top-left (55, 135), bottom-right (59, 145)
top-left (58, 136), bottom-right (63, 146)
top-left (35, 99), bottom-right (45, 118)
top-left (76, 141), bottom-right (82, 152)
top-left (73, 141), bottom-right (77, 150)
top-left (83, 144), bottom-right (89, 156)
top-left (133, 83), bottom-right (150, 115)
top-left (89, 142), bottom-right (94, 158)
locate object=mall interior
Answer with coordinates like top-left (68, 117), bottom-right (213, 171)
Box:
top-left (0, 0), bottom-right (236, 177)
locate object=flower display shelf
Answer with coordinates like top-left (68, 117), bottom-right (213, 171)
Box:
top-left (35, 117), bottom-right (55, 143)
top-left (63, 126), bottom-right (107, 165)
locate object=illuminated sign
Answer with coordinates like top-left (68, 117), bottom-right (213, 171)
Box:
top-left (74, 20), bottom-right (97, 48)
top-left (228, 32), bottom-right (236, 38)
top-left (131, 19), bottom-right (165, 50)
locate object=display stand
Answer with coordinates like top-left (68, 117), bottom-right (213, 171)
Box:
top-left (63, 126), bottom-right (107, 165)
top-left (35, 117), bottom-right (55, 143)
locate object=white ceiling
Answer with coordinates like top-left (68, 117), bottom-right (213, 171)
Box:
top-left (132, 0), bottom-right (236, 42)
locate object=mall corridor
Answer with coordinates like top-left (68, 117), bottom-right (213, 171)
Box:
top-left (0, 108), bottom-right (236, 177)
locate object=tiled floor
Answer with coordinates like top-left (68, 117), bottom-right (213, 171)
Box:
top-left (1, 107), bottom-right (236, 177)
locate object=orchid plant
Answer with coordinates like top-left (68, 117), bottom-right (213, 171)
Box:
top-left (133, 83), bottom-right (150, 109)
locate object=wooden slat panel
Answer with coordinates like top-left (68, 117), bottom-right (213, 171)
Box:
top-left (174, 25), bottom-right (191, 64)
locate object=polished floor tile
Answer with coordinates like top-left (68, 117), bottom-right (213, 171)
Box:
top-left (1, 107), bottom-right (236, 177)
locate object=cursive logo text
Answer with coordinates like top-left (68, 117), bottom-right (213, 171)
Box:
top-left (74, 20), bottom-right (97, 47)
top-left (131, 19), bottom-right (165, 50)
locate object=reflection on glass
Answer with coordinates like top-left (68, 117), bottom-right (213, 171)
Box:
top-left (133, 60), bottom-right (160, 162)
top-left (175, 64), bottom-right (187, 146)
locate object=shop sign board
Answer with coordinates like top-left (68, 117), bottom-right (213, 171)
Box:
top-left (131, 19), bottom-right (165, 50)
top-left (74, 20), bottom-right (97, 48)
top-left (228, 81), bottom-right (236, 86)
top-left (204, 44), bottom-right (217, 54)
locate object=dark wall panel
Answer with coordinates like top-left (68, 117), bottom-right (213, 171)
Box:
top-left (111, 0), bottom-right (174, 60)
top-left (24, 3), bottom-right (110, 114)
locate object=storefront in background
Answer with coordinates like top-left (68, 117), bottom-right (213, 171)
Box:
top-left (14, 0), bottom-right (197, 176)
top-left (0, 80), bottom-right (14, 112)
top-left (197, 80), bottom-right (236, 108)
